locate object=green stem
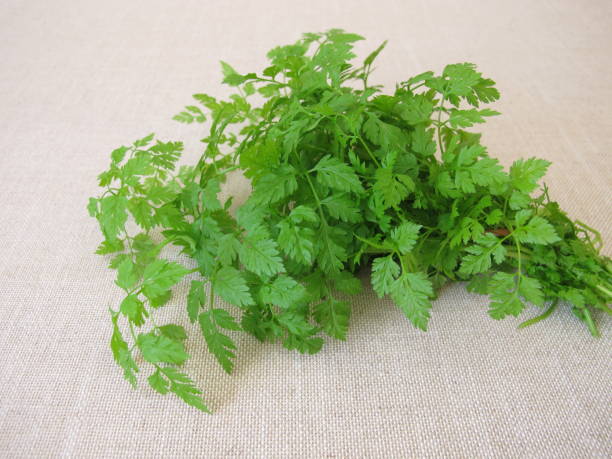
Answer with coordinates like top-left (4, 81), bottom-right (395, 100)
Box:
top-left (353, 234), bottom-right (387, 251)
top-left (217, 165), bottom-right (240, 176)
top-left (254, 76), bottom-right (285, 86)
top-left (518, 300), bottom-right (559, 329)
top-left (209, 284), bottom-right (215, 310)
top-left (128, 320), bottom-right (138, 343)
top-left (582, 308), bottom-right (600, 338)
top-left (436, 92), bottom-right (446, 155)
top-left (304, 173), bottom-right (329, 227)
top-left (149, 312), bottom-right (159, 329)
top-left (356, 135), bottom-right (380, 167)
top-left (398, 251), bottom-right (409, 274)
top-left (595, 284), bottom-right (612, 298)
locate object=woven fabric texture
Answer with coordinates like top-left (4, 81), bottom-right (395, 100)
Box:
top-left (0, 0), bottom-right (610, 457)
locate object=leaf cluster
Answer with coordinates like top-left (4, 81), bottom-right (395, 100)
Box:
top-left (89, 30), bottom-right (611, 412)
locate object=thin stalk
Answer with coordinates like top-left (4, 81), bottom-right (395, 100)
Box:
top-left (518, 300), bottom-right (559, 329)
top-left (436, 92), bottom-right (446, 155)
top-left (582, 308), bottom-right (600, 337)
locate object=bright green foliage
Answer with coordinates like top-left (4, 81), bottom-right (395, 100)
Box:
top-left (90, 30), bottom-right (611, 413)
top-left (313, 156), bottom-right (365, 194)
top-left (212, 266), bottom-right (253, 307)
top-left (141, 260), bottom-right (190, 300)
top-left (187, 280), bottom-right (205, 323)
top-left (260, 275), bottom-right (307, 309)
top-left (198, 310), bottom-right (238, 374)
top-left (460, 233), bottom-right (507, 275)
top-left (389, 222), bottom-right (421, 254)
top-left (314, 299), bottom-right (350, 340)
top-left (390, 272), bottom-right (434, 331)
top-left (371, 255), bottom-right (400, 297)
top-left (137, 332), bottom-right (189, 365)
top-left (239, 229), bottom-right (284, 276)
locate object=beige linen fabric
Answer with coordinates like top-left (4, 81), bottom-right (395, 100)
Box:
top-left (0, 0), bottom-right (610, 457)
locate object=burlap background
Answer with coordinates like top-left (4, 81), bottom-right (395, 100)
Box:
top-left (0, 1), bottom-right (610, 457)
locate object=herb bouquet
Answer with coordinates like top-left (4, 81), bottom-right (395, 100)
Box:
top-left (88, 30), bottom-right (611, 412)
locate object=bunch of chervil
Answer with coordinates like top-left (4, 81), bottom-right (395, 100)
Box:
top-left (88, 30), bottom-right (611, 412)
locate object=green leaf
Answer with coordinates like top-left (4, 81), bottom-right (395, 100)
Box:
top-left (363, 114), bottom-right (408, 152)
top-left (519, 276), bottom-right (544, 306)
top-left (148, 369), bottom-right (170, 394)
top-left (133, 133), bottom-right (155, 148)
top-left (514, 216), bottom-right (560, 245)
top-left (251, 165), bottom-right (298, 205)
top-left (364, 40), bottom-right (387, 67)
top-left (187, 280), bottom-right (205, 323)
top-left (390, 272), bottom-right (433, 331)
top-left (220, 60), bottom-right (247, 86)
top-left (449, 145), bottom-right (507, 193)
top-left (332, 271), bottom-right (363, 295)
top-left (411, 125), bottom-right (436, 156)
top-left (314, 155), bottom-right (364, 194)
top-left (315, 227), bottom-right (347, 274)
top-left (398, 94), bottom-right (434, 124)
top-left (372, 167), bottom-right (413, 209)
top-left (141, 260), bottom-right (190, 300)
top-left (327, 29), bottom-right (364, 43)
top-left (198, 311), bottom-right (237, 373)
top-left (111, 146), bottom-right (129, 163)
top-left (443, 63), bottom-right (481, 97)
top-left (212, 266), bottom-right (254, 307)
top-left (110, 311), bottom-right (138, 388)
top-left (239, 228), bottom-right (284, 276)
top-left (96, 238), bottom-right (124, 255)
top-left (137, 332), bottom-right (189, 365)
top-left (448, 108), bottom-right (499, 128)
top-left (315, 299), bottom-right (350, 340)
top-left (217, 234), bottom-right (241, 266)
top-left (201, 179), bottom-right (222, 212)
top-left (99, 195), bottom-right (128, 240)
top-left (186, 105), bottom-right (206, 121)
top-left (389, 221), bottom-right (421, 254)
top-left (469, 78), bottom-right (500, 106)
top-left (116, 258), bottom-right (138, 290)
top-left (405, 71), bottom-right (434, 88)
top-left (510, 158), bottom-right (551, 193)
top-left (173, 111), bottom-right (195, 124)
top-left (148, 141), bottom-right (183, 170)
top-left (488, 272), bottom-right (524, 319)
top-left (158, 324), bottom-right (188, 341)
top-left (320, 193), bottom-right (362, 222)
top-left (123, 155), bottom-right (154, 177)
top-left (128, 197), bottom-right (154, 230)
top-left (149, 290), bottom-right (172, 309)
top-left (260, 275), bottom-right (307, 309)
top-left (120, 294), bottom-right (147, 326)
top-left (371, 255), bottom-right (400, 298)
top-left (277, 220), bottom-right (316, 266)
top-left (210, 308), bottom-right (241, 331)
top-left (509, 191), bottom-right (531, 210)
top-left (87, 198), bottom-right (98, 217)
top-left (162, 367), bottom-right (210, 413)
top-left (459, 233), bottom-right (507, 275)
top-left (466, 273), bottom-right (492, 294)
top-left (468, 157), bottom-right (506, 188)
top-left (287, 205), bottom-right (318, 224)
top-left (276, 311), bottom-right (316, 337)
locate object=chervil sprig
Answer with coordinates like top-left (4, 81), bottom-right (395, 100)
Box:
top-left (89, 30), bottom-right (611, 412)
